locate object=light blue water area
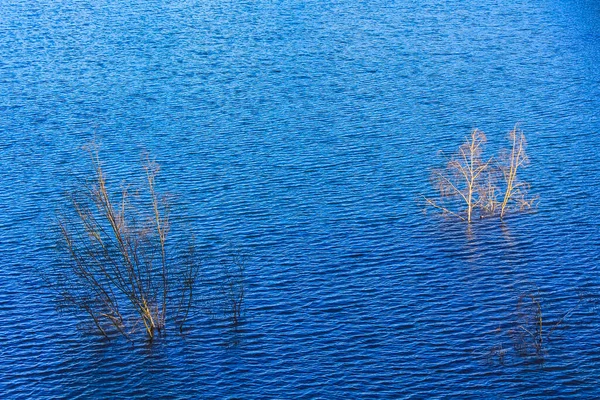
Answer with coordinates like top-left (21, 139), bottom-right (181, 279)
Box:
top-left (1, 0), bottom-right (600, 398)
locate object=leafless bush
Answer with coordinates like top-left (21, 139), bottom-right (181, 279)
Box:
top-left (50, 146), bottom-right (200, 341)
top-left (498, 126), bottom-right (537, 218)
top-left (425, 129), bottom-right (494, 222)
top-left (484, 291), bottom-right (584, 365)
top-left (425, 126), bottom-right (536, 222)
top-left (510, 293), bottom-right (544, 358)
top-left (221, 253), bottom-right (245, 328)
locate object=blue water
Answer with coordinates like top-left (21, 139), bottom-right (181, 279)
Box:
top-left (1, 0), bottom-right (600, 398)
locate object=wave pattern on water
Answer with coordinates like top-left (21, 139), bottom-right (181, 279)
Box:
top-left (1, 0), bottom-right (600, 398)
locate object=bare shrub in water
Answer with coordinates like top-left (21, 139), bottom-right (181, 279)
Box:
top-left (498, 126), bottom-right (537, 218)
top-left (425, 126), bottom-right (536, 222)
top-left (510, 293), bottom-right (544, 358)
top-left (425, 129), bottom-right (495, 222)
top-left (486, 290), bottom-right (588, 365)
top-left (221, 252), bottom-right (245, 328)
top-left (51, 147), bottom-right (200, 341)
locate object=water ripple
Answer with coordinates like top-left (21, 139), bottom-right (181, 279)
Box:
top-left (1, 0), bottom-right (600, 398)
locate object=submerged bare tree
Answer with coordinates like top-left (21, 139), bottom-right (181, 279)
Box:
top-left (426, 129), bottom-right (495, 222)
top-left (511, 293), bottom-right (544, 358)
top-left (486, 290), bottom-right (588, 366)
top-left (499, 126), bottom-right (536, 218)
top-left (425, 126), bottom-right (536, 222)
top-left (221, 252), bottom-right (245, 328)
top-left (51, 147), bottom-right (200, 341)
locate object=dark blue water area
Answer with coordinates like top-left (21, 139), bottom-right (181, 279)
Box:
top-left (1, 0), bottom-right (600, 398)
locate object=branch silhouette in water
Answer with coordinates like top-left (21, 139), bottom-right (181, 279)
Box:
top-left (51, 146), bottom-right (200, 341)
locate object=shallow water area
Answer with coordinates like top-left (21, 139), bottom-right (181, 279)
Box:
top-left (1, 0), bottom-right (600, 398)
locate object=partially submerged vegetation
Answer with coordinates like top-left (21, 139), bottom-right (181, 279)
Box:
top-left (425, 126), bottom-right (537, 222)
top-left (486, 290), bottom-right (591, 365)
top-left (49, 146), bottom-right (244, 341)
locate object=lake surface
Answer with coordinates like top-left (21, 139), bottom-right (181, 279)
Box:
top-left (1, 0), bottom-right (600, 398)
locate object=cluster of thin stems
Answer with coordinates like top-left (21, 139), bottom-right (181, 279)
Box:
top-left (512, 293), bottom-right (544, 357)
top-left (53, 149), bottom-right (199, 340)
top-left (425, 126), bottom-right (536, 222)
top-left (510, 292), bottom-right (581, 360)
top-left (487, 291), bottom-right (586, 365)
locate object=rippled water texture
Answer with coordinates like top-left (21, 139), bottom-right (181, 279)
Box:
top-left (1, 0), bottom-right (600, 398)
